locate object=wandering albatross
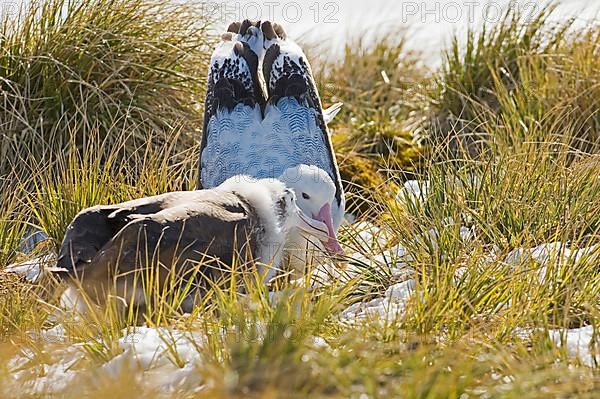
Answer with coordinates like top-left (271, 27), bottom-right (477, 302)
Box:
top-left (199, 20), bottom-right (345, 274)
top-left (54, 168), bottom-right (339, 313)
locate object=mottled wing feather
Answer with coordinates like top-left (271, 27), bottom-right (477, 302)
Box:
top-left (199, 27), bottom-right (266, 189)
top-left (202, 103), bottom-right (264, 187)
top-left (74, 194), bottom-right (260, 302)
top-left (200, 24), bottom-right (345, 227)
top-left (57, 191), bottom-right (259, 281)
top-left (263, 36), bottom-right (345, 226)
top-left (57, 192), bottom-right (197, 275)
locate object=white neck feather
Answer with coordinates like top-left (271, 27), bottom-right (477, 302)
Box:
top-left (217, 176), bottom-right (288, 282)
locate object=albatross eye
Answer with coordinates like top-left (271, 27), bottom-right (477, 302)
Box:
top-left (302, 192), bottom-right (310, 200)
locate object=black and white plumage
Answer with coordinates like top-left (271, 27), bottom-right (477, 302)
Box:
top-left (199, 20), bottom-right (345, 233)
top-left (54, 168), bottom-right (338, 312)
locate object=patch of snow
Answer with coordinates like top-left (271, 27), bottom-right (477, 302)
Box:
top-left (339, 245), bottom-right (415, 289)
top-left (505, 242), bottom-right (598, 283)
top-left (341, 279), bottom-right (416, 323)
top-left (310, 336), bottom-right (330, 350)
top-left (459, 226), bottom-right (475, 241)
top-left (395, 175), bottom-right (481, 207)
top-left (453, 245), bottom-right (501, 284)
top-left (371, 242), bottom-right (413, 266)
top-left (413, 223), bottom-right (475, 254)
top-left (385, 279), bottom-right (416, 302)
top-left (352, 221), bottom-right (390, 248)
top-left (37, 324), bottom-right (68, 344)
top-left (549, 325), bottom-right (599, 367)
top-left (8, 341), bottom-right (85, 396)
top-left (395, 180), bottom-right (430, 205)
top-left (101, 327), bottom-right (205, 393)
top-left (4, 253), bottom-right (56, 283)
top-left (506, 242), bottom-right (597, 266)
top-left (8, 325), bottom-right (207, 395)
top-left (59, 286), bottom-right (92, 314)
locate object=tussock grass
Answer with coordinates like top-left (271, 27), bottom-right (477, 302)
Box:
top-left (313, 32), bottom-right (427, 215)
top-left (26, 126), bottom-right (198, 247)
top-left (389, 150), bottom-right (600, 334)
top-left (0, 178), bottom-right (28, 267)
top-left (0, 0), bottom-right (211, 177)
top-left (429, 4), bottom-right (600, 157)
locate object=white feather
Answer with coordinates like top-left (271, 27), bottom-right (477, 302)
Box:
top-left (202, 31), bottom-right (345, 230)
top-left (217, 175), bottom-right (289, 281)
top-left (201, 97), bottom-right (344, 228)
top-left (323, 102), bottom-right (343, 125)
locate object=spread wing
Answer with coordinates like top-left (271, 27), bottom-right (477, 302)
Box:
top-left (56, 193), bottom-right (184, 275)
top-left (199, 20), bottom-right (267, 189)
top-left (199, 21), bottom-right (345, 228)
top-left (261, 22), bottom-right (345, 228)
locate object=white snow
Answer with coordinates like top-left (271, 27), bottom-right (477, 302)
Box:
top-left (8, 325), bottom-right (207, 395)
top-left (395, 180), bottom-right (430, 205)
top-left (549, 325), bottom-right (599, 367)
top-left (4, 253), bottom-right (56, 283)
top-left (100, 327), bottom-right (205, 393)
top-left (352, 221), bottom-right (391, 248)
top-left (341, 279), bottom-right (416, 322)
top-left (58, 286), bottom-right (92, 315)
top-left (8, 341), bottom-right (84, 396)
top-left (505, 242), bottom-right (598, 283)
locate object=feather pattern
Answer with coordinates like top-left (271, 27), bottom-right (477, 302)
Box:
top-left (201, 97), bottom-right (333, 187)
top-left (199, 21), bottom-right (345, 228)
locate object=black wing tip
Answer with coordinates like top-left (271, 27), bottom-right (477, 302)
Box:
top-left (271, 74), bottom-right (308, 101)
top-left (213, 77), bottom-right (255, 111)
top-left (227, 21), bottom-right (241, 33)
top-left (240, 19), bottom-right (262, 36)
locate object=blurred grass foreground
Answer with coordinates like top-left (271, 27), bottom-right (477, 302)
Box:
top-left (0, 0), bottom-right (599, 397)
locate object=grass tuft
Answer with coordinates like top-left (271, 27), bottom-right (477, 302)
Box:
top-left (0, 0), bottom-right (212, 177)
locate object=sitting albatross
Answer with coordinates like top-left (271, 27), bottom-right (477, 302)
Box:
top-left (199, 20), bottom-right (345, 274)
top-left (55, 167), bottom-right (340, 313)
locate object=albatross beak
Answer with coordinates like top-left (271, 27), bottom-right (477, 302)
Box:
top-left (296, 208), bottom-right (343, 255)
top-left (316, 203), bottom-right (344, 255)
top-left (297, 210), bottom-right (330, 242)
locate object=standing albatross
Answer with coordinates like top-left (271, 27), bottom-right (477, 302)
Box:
top-left (199, 20), bottom-right (345, 269)
top-left (55, 168), bottom-right (339, 313)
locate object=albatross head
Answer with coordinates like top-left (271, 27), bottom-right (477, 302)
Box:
top-left (279, 165), bottom-right (344, 254)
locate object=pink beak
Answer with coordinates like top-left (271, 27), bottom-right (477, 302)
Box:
top-left (316, 203), bottom-right (344, 254)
